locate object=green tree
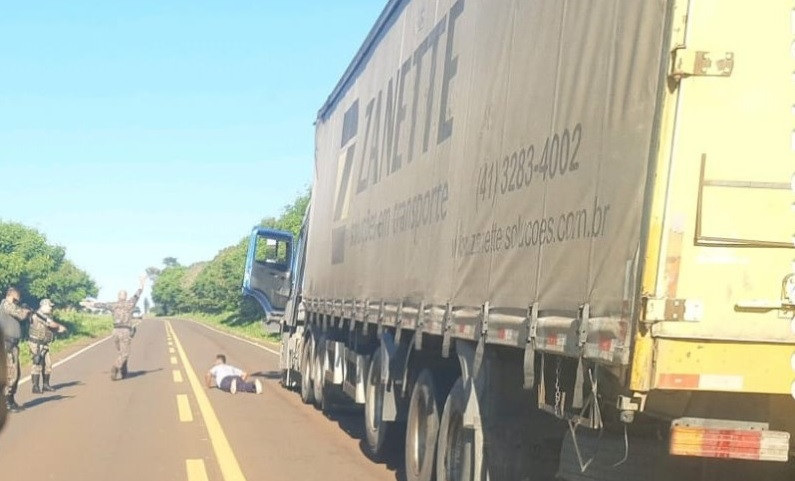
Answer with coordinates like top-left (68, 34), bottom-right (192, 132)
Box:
top-left (259, 187), bottom-right (310, 237)
top-left (0, 222), bottom-right (97, 307)
top-left (162, 257), bottom-right (180, 268)
top-left (151, 265), bottom-right (192, 315)
top-left (151, 188), bottom-right (310, 318)
top-left (191, 240), bottom-right (248, 314)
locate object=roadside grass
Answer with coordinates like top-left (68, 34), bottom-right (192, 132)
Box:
top-left (18, 310), bottom-right (112, 367)
top-left (179, 312), bottom-right (281, 345)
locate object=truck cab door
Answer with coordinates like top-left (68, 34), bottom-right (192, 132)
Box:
top-left (243, 228), bottom-right (294, 315)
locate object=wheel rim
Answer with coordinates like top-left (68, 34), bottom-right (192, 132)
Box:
top-left (301, 342), bottom-right (312, 394)
top-left (445, 410), bottom-right (470, 481)
top-left (366, 355), bottom-right (382, 435)
top-left (409, 386), bottom-right (431, 471)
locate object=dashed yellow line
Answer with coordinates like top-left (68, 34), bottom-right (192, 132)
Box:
top-left (177, 394), bottom-right (193, 422)
top-left (186, 459), bottom-right (209, 481)
top-left (170, 356), bottom-right (178, 365)
top-left (166, 321), bottom-right (248, 481)
top-left (169, 347), bottom-right (176, 354)
top-left (173, 369), bottom-right (184, 383)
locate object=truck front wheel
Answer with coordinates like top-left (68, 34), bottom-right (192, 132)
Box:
top-left (365, 348), bottom-right (392, 460)
top-left (299, 337), bottom-right (315, 404)
top-left (312, 334), bottom-right (326, 407)
top-left (406, 368), bottom-right (443, 481)
top-left (436, 378), bottom-right (483, 481)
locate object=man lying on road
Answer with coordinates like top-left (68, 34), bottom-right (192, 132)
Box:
top-left (205, 354), bottom-right (262, 394)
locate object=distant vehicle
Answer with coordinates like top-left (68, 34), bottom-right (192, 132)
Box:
top-left (79, 298), bottom-right (107, 315)
top-left (132, 308), bottom-right (143, 320)
top-left (244, 1), bottom-right (795, 479)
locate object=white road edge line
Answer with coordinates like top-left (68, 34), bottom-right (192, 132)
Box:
top-left (17, 334), bottom-right (113, 386)
top-left (177, 318), bottom-right (280, 356)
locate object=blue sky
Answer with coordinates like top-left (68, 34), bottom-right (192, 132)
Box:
top-left (0, 1), bottom-right (384, 299)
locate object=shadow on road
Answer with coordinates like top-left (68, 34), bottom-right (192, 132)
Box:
top-left (251, 371), bottom-right (282, 380)
top-left (50, 380), bottom-right (82, 390)
top-left (125, 368), bottom-right (163, 379)
top-left (323, 401), bottom-right (407, 481)
top-left (23, 394), bottom-right (74, 410)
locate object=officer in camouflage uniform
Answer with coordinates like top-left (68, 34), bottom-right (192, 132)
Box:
top-left (0, 287), bottom-right (32, 412)
top-left (0, 327), bottom-right (7, 429)
top-left (84, 276), bottom-right (146, 381)
top-left (28, 299), bottom-right (67, 394)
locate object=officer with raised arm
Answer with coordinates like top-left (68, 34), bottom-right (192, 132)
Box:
top-left (28, 299), bottom-right (67, 394)
top-left (83, 276), bottom-right (146, 380)
top-left (0, 287), bottom-right (32, 412)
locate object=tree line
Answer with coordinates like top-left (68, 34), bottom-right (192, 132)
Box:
top-left (150, 189), bottom-right (309, 318)
top-left (0, 222), bottom-right (97, 308)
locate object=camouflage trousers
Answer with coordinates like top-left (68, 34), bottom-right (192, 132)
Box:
top-left (113, 327), bottom-right (132, 370)
top-left (4, 341), bottom-right (19, 396)
top-left (28, 342), bottom-right (52, 376)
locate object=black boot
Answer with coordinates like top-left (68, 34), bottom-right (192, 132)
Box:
top-left (31, 374), bottom-right (41, 394)
top-left (42, 374), bottom-right (54, 392)
top-left (120, 361), bottom-right (128, 379)
top-left (6, 394), bottom-right (23, 412)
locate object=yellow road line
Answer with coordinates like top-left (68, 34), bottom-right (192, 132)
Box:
top-left (186, 459), bottom-right (209, 481)
top-left (169, 347), bottom-right (176, 354)
top-left (173, 369), bottom-right (184, 383)
top-left (166, 321), bottom-right (248, 481)
top-left (177, 394), bottom-right (193, 422)
top-left (170, 356), bottom-right (178, 365)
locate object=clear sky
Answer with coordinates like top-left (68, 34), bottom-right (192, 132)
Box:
top-left (0, 1), bottom-right (384, 299)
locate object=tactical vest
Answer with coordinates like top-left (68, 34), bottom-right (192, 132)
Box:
top-left (29, 313), bottom-right (54, 344)
top-left (0, 303), bottom-right (21, 341)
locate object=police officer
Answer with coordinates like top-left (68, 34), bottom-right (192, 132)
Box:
top-left (83, 276), bottom-right (146, 381)
top-left (28, 299), bottom-right (67, 394)
top-left (0, 287), bottom-right (32, 412)
top-left (0, 328), bottom-right (8, 429)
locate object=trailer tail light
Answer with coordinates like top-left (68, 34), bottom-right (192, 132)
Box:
top-left (670, 418), bottom-right (790, 462)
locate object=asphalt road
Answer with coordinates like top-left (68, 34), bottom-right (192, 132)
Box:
top-left (0, 318), bottom-right (397, 481)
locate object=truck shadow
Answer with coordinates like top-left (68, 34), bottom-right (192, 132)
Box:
top-left (250, 371), bottom-right (282, 380)
top-left (22, 394), bottom-right (74, 410)
top-left (125, 368), bottom-right (163, 379)
top-left (324, 406), bottom-right (407, 481)
top-left (50, 380), bottom-right (82, 390)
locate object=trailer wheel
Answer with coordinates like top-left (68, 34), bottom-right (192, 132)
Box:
top-left (312, 334), bottom-right (326, 407)
top-left (364, 348), bottom-right (392, 459)
top-left (436, 378), bottom-right (482, 481)
top-left (299, 337), bottom-right (314, 404)
top-left (406, 368), bottom-right (443, 481)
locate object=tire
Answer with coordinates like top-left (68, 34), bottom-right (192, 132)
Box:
top-left (299, 337), bottom-right (315, 404)
top-left (406, 369), bottom-right (443, 481)
top-left (436, 378), bottom-right (483, 481)
top-left (364, 348), bottom-right (392, 459)
top-left (312, 335), bottom-right (326, 407)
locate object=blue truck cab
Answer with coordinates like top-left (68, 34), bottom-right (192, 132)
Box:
top-left (242, 227), bottom-right (294, 320)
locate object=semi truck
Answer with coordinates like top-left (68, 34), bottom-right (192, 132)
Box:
top-left (242, 0), bottom-right (795, 479)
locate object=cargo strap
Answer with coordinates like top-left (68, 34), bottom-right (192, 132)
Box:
top-left (573, 304), bottom-right (590, 409)
top-left (414, 302), bottom-right (425, 351)
top-left (523, 303), bottom-right (539, 390)
top-left (441, 302), bottom-right (452, 358)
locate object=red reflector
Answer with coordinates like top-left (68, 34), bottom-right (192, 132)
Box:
top-left (670, 425), bottom-right (790, 462)
top-left (658, 373), bottom-right (700, 389)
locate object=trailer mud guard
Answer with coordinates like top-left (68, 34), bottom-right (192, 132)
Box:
top-left (456, 339), bottom-right (487, 481)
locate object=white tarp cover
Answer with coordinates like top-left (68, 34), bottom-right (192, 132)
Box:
top-left (305, 0), bottom-right (668, 322)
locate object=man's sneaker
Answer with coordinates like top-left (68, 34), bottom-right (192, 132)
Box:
top-left (230, 378), bottom-right (238, 394)
top-left (255, 379), bottom-right (263, 394)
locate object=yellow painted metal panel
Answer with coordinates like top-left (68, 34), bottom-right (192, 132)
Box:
top-left (652, 338), bottom-right (795, 394)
